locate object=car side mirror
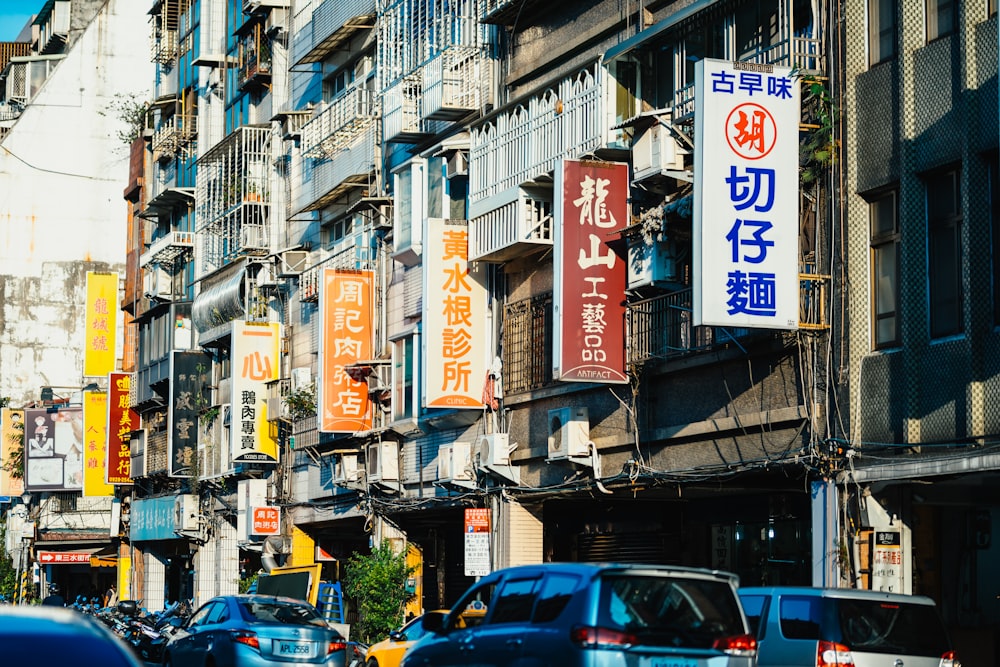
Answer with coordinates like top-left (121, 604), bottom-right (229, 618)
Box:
top-left (389, 630), bottom-right (405, 642)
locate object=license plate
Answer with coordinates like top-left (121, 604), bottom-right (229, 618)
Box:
top-left (649, 658), bottom-right (698, 667)
top-left (277, 640), bottom-right (313, 657)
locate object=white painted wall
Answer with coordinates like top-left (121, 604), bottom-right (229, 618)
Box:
top-left (0, 0), bottom-right (153, 405)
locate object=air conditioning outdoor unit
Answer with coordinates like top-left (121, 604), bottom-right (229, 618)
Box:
top-left (446, 150), bottom-right (468, 178)
top-left (547, 407), bottom-right (591, 460)
top-left (291, 367), bottom-right (312, 391)
top-left (278, 250), bottom-right (308, 276)
top-left (632, 121), bottom-right (684, 182)
top-left (265, 396), bottom-right (288, 422)
top-left (476, 433), bottom-right (514, 468)
top-left (334, 453), bottom-right (362, 486)
top-left (438, 442), bottom-right (474, 482)
top-left (366, 441), bottom-right (399, 483)
top-left (174, 494), bottom-right (200, 531)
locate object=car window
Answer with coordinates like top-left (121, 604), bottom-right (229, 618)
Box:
top-left (778, 596), bottom-right (821, 639)
top-left (598, 574), bottom-right (745, 648)
top-left (737, 593), bottom-right (768, 638)
top-left (488, 577), bottom-right (541, 624)
top-left (238, 599), bottom-right (329, 627)
top-left (446, 581), bottom-right (495, 630)
top-left (835, 598), bottom-right (951, 656)
top-left (206, 602), bottom-right (228, 624)
top-left (532, 573), bottom-right (580, 623)
top-left (187, 602), bottom-right (220, 627)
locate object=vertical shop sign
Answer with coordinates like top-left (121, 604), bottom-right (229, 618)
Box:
top-left (83, 390), bottom-right (113, 497)
top-left (84, 272), bottom-right (119, 377)
top-left (553, 159), bottom-right (629, 384)
top-left (319, 269), bottom-right (374, 433)
top-left (694, 58), bottom-right (800, 329)
top-left (106, 372), bottom-right (137, 484)
top-left (424, 219), bottom-right (488, 408)
top-left (231, 321), bottom-right (281, 464)
top-left (169, 351), bottom-right (211, 477)
top-left (464, 508), bottom-right (491, 577)
top-left (871, 530), bottom-right (902, 592)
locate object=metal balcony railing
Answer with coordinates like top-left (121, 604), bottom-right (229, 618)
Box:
top-left (502, 293), bottom-right (553, 395)
top-left (151, 30), bottom-right (178, 65)
top-left (151, 114), bottom-right (197, 160)
top-left (301, 86), bottom-right (379, 159)
top-left (422, 46), bottom-right (494, 121)
top-left (139, 230), bottom-right (195, 268)
top-left (383, 75), bottom-right (424, 143)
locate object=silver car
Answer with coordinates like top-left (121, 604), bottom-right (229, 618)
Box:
top-left (738, 586), bottom-right (959, 667)
top-left (401, 562), bottom-right (756, 667)
top-left (162, 594), bottom-right (350, 667)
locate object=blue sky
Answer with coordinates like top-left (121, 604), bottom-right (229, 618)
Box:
top-left (0, 1), bottom-right (46, 42)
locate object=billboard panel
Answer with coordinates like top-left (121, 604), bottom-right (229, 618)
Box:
top-left (84, 271), bottom-right (119, 377)
top-left (693, 58), bottom-right (800, 329)
top-left (231, 321), bottom-right (281, 464)
top-left (424, 218), bottom-right (489, 408)
top-left (319, 269), bottom-right (374, 433)
top-left (24, 407), bottom-right (84, 492)
top-left (107, 372), bottom-right (137, 484)
top-left (553, 159), bottom-right (629, 383)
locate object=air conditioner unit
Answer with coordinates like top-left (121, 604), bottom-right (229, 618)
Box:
top-left (264, 8), bottom-right (288, 37)
top-left (628, 234), bottom-right (681, 289)
top-left (291, 367), bottom-right (312, 391)
top-left (265, 396), bottom-right (289, 422)
top-left (446, 150), bottom-right (468, 178)
top-left (366, 441), bottom-right (399, 483)
top-left (143, 265), bottom-right (173, 300)
top-left (633, 121), bottom-right (684, 182)
top-left (438, 442), bottom-right (473, 481)
top-left (476, 433), bottom-right (514, 468)
top-left (547, 407), bottom-right (591, 460)
top-left (174, 494), bottom-right (200, 531)
top-left (334, 453), bottom-right (363, 486)
top-left (278, 250), bottom-right (308, 276)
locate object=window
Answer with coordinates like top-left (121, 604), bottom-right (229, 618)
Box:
top-left (447, 581), bottom-right (496, 631)
top-left (779, 596), bottom-right (822, 639)
top-left (868, 0), bottom-right (896, 65)
top-left (870, 191), bottom-right (900, 348)
top-left (927, 169), bottom-right (963, 338)
top-left (392, 334), bottom-right (417, 422)
top-left (502, 293), bottom-right (553, 394)
top-left (532, 574), bottom-right (580, 623)
top-left (991, 0), bottom-right (998, 18)
top-left (489, 578), bottom-right (541, 624)
top-left (926, 0), bottom-right (956, 41)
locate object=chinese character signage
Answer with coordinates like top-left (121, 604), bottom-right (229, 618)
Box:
top-left (319, 269), bottom-right (374, 433)
top-left (553, 159), bottom-right (629, 384)
top-left (107, 373), bottom-right (137, 484)
top-left (251, 506), bottom-right (281, 536)
top-left (693, 59), bottom-right (800, 329)
top-left (871, 530), bottom-right (902, 592)
top-left (0, 409), bottom-right (25, 497)
top-left (464, 508), bottom-right (491, 577)
top-left (130, 495), bottom-right (179, 541)
top-left (169, 350), bottom-right (211, 477)
top-left (84, 272), bottom-right (119, 377)
top-left (24, 407), bottom-right (84, 492)
top-left (83, 390), bottom-right (113, 497)
top-left (231, 321), bottom-right (281, 464)
top-left (424, 219), bottom-right (488, 408)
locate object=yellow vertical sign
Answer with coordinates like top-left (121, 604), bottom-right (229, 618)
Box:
top-left (231, 321), bottom-right (281, 464)
top-left (83, 390), bottom-right (114, 497)
top-left (84, 272), bottom-right (119, 377)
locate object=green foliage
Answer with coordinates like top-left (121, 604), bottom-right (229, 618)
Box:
top-left (342, 540), bottom-right (415, 643)
top-left (800, 78), bottom-right (837, 186)
top-left (0, 520), bottom-right (19, 601)
top-left (101, 92), bottom-right (150, 146)
top-left (239, 571), bottom-right (259, 594)
top-left (284, 383), bottom-right (317, 421)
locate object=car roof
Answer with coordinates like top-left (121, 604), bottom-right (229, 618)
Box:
top-left (738, 586), bottom-right (937, 606)
top-left (483, 562), bottom-right (740, 585)
top-left (0, 605), bottom-right (144, 666)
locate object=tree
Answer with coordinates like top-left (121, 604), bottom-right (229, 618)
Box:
top-left (0, 520), bottom-right (18, 601)
top-left (341, 540), bottom-right (415, 643)
top-left (0, 398), bottom-right (22, 480)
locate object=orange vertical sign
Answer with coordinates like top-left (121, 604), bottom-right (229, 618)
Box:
top-left (84, 272), bottom-right (118, 377)
top-left (319, 269), bottom-right (374, 433)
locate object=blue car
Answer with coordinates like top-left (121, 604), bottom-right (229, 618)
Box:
top-left (162, 594), bottom-right (350, 667)
top-left (0, 604), bottom-right (144, 667)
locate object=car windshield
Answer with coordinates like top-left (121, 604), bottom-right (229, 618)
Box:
top-left (836, 598), bottom-right (950, 656)
top-left (240, 600), bottom-right (330, 627)
top-left (598, 574), bottom-right (745, 648)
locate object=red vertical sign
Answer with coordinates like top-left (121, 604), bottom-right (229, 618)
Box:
top-left (106, 373), bottom-right (138, 484)
top-left (556, 160), bottom-right (629, 383)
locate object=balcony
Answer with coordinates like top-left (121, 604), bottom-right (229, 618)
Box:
top-left (151, 29), bottom-right (178, 65)
top-left (469, 187), bottom-right (552, 262)
top-left (481, 0), bottom-right (545, 25)
top-left (301, 87), bottom-right (379, 160)
top-left (383, 75), bottom-right (426, 143)
top-left (422, 46), bottom-right (495, 121)
top-left (292, 0), bottom-right (376, 66)
top-left (151, 114), bottom-right (196, 161)
top-left (196, 126), bottom-right (273, 269)
top-left (139, 231), bottom-right (196, 268)
top-left (469, 60), bottom-right (607, 219)
top-left (294, 122), bottom-right (378, 215)
top-left (237, 22), bottom-right (273, 90)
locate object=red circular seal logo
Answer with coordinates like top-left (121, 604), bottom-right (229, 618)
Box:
top-left (725, 103), bottom-right (777, 160)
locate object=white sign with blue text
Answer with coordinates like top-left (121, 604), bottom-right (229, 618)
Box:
top-left (693, 58), bottom-right (800, 329)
